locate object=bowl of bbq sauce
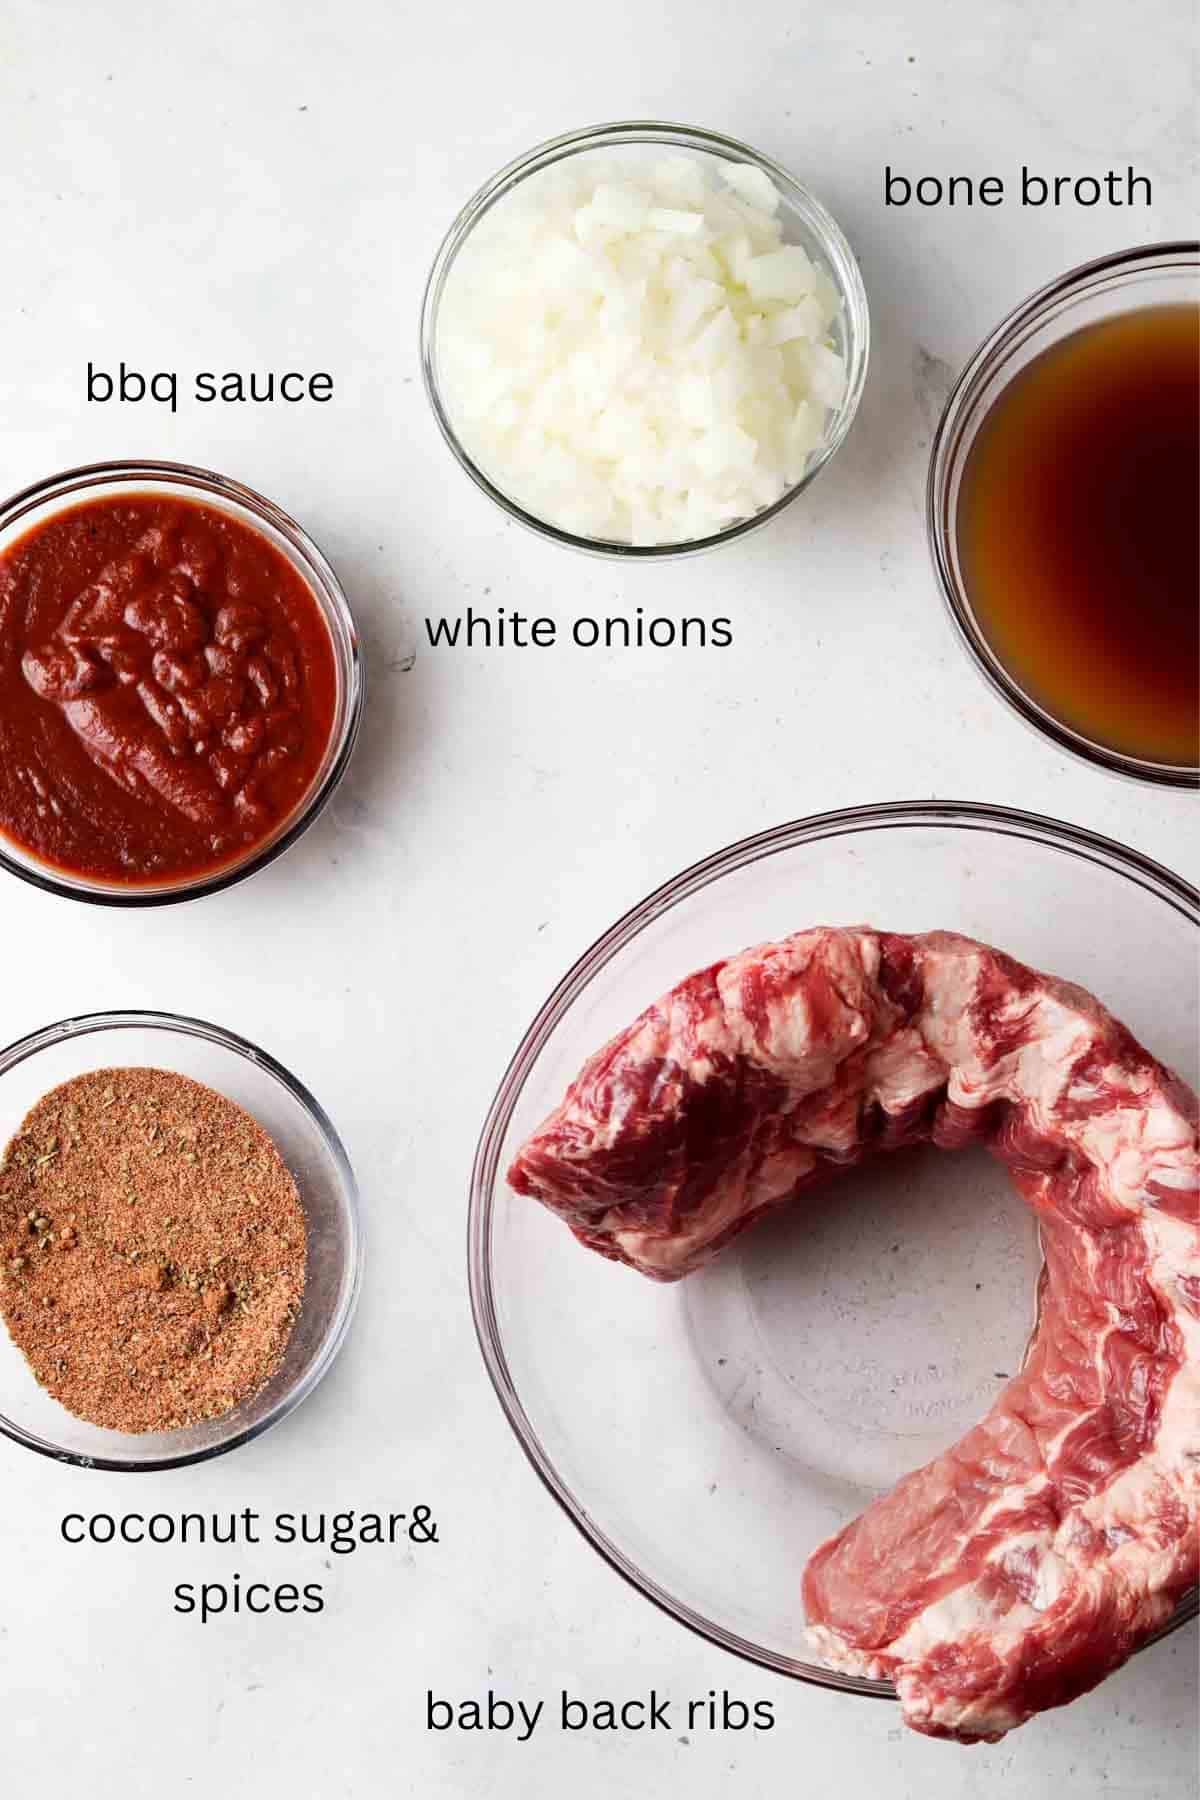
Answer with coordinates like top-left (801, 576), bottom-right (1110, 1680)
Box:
top-left (929, 244), bottom-right (1199, 787)
top-left (0, 462), bottom-right (362, 903)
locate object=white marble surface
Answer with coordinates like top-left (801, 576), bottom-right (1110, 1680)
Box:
top-left (1, 2), bottom-right (1196, 1795)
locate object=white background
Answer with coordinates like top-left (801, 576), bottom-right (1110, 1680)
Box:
top-left (1, 2), bottom-right (1196, 1795)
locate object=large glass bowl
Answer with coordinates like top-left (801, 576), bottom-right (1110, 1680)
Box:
top-left (470, 801), bottom-right (1199, 1697)
top-left (0, 1011), bottom-right (361, 1470)
top-left (0, 460), bottom-right (364, 904)
top-left (422, 120), bottom-right (869, 559)
top-left (928, 243), bottom-right (1199, 789)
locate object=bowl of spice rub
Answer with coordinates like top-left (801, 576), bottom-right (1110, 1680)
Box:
top-left (0, 1011), bottom-right (361, 1469)
top-left (0, 460), bottom-right (363, 903)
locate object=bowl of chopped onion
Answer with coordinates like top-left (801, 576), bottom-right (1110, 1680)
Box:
top-left (422, 121), bottom-right (869, 557)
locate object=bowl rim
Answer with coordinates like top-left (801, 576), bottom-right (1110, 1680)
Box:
top-left (926, 240), bottom-right (1200, 790)
top-left (0, 458), bottom-right (365, 907)
top-left (468, 799), bottom-right (1199, 1693)
top-left (0, 1007), bottom-right (363, 1471)
top-left (421, 118), bottom-right (870, 561)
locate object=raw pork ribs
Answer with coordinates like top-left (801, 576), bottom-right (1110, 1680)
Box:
top-left (508, 927), bottom-right (1200, 1741)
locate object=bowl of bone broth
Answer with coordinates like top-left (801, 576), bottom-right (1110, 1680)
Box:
top-left (422, 122), bottom-right (869, 556)
top-left (929, 243), bottom-right (1199, 786)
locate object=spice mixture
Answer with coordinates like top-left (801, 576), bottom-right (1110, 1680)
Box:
top-left (0, 1067), bottom-right (306, 1433)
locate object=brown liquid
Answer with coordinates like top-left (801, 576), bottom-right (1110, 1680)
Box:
top-left (956, 304), bottom-right (1199, 768)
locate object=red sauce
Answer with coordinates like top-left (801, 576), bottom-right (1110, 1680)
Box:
top-left (0, 494), bottom-right (338, 885)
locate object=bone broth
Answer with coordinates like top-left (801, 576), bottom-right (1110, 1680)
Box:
top-left (955, 304), bottom-right (1199, 769)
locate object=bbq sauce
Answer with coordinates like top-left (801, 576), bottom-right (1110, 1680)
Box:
top-left (956, 304), bottom-right (1199, 768)
top-left (0, 494), bottom-right (338, 884)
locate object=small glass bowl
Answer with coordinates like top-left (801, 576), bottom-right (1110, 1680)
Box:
top-left (0, 1011), bottom-right (361, 1470)
top-left (928, 243), bottom-right (1199, 789)
top-left (422, 120), bottom-right (869, 559)
top-left (0, 460), bottom-right (364, 904)
top-left (471, 801), bottom-right (1198, 1696)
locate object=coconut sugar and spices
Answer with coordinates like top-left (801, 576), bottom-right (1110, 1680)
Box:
top-left (0, 1067), bottom-right (305, 1432)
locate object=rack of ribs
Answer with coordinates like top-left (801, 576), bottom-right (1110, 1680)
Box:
top-left (508, 927), bottom-right (1199, 1741)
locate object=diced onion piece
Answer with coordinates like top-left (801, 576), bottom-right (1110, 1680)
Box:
top-left (766, 297), bottom-right (826, 346)
top-left (722, 161), bottom-right (781, 214)
top-left (652, 156), bottom-right (708, 209)
top-left (694, 422), bottom-right (758, 475)
top-left (791, 341), bottom-right (848, 410)
top-left (588, 183), bottom-right (650, 233)
top-left (744, 245), bottom-right (816, 302)
top-left (646, 207), bottom-right (705, 236)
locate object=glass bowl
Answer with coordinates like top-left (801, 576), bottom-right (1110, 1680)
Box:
top-left (470, 800), bottom-right (1199, 1696)
top-left (0, 1010), bottom-right (361, 1470)
top-left (928, 243), bottom-right (1199, 789)
top-left (0, 460), bottom-right (364, 904)
top-left (422, 120), bottom-right (869, 559)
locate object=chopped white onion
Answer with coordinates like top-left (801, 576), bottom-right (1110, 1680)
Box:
top-left (437, 150), bottom-right (848, 545)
